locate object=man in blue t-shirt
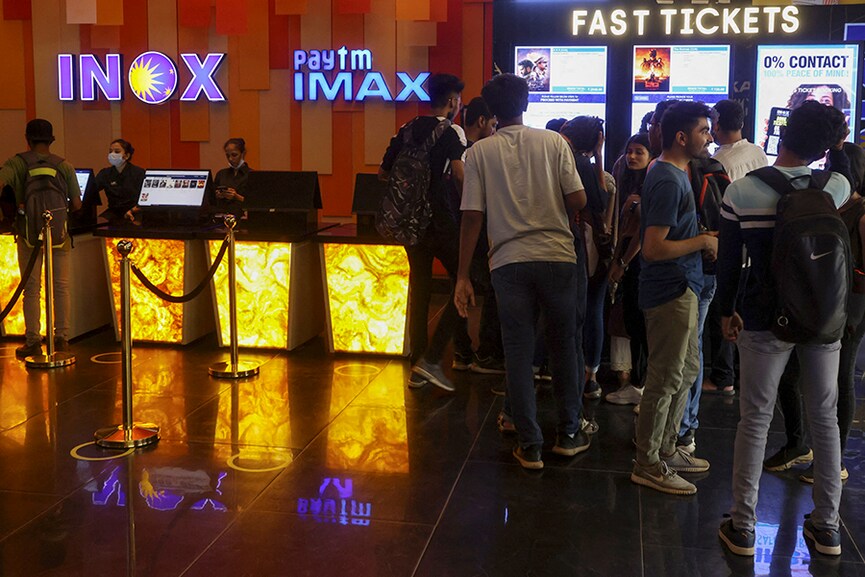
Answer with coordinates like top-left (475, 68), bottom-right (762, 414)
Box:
top-left (631, 102), bottom-right (718, 496)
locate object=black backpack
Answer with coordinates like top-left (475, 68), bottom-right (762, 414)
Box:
top-left (751, 166), bottom-right (850, 344)
top-left (16, 151), bottom-right (69, 248)
top-left (376, 118), bottom-right (451, 246)
top-left (689, 158), bottom-right (730, 274)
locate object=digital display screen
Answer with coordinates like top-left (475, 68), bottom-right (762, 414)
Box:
top-left (74, 169), bottom-right (92, 201)
top-left (515, 46), bottom-right (607, 129)
top-left (755, 44), bottom-right (859, 163)
top-left (631, 45), bottom-right (730, 135)
top-left (139, 170), bottom-right (209, 208)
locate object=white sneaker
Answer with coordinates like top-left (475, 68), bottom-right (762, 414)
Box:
top-left (605, 384), bottom-right (643, 405)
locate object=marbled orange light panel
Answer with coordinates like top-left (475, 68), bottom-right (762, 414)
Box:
top-left (0, 235), bottom-right (46, 336)
top-left (322, 244), bottom-right (409, 354)
top-left (209, 241), bottom-right (290, 349)
top-left (104, 239), bottom-right (185, 343)
top-left (326, 363), bottom-right (408, 474)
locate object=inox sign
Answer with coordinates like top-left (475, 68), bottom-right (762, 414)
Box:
top-left (57, 51), bottom-right (226, 104)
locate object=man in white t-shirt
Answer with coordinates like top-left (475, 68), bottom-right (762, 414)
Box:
top-left (711, 99), bottom-right (769, 182)
top-left (454, 73), bottom-right (588, 470)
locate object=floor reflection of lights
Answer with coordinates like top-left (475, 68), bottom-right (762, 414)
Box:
top-left (91, 352), bottom-right (137, 365)
top-left (227, 447), bottom-right (293, 473)
top-left (334, 364), bottom-right (382, 377)
top-left (70, 441), bottom-right (134, 461)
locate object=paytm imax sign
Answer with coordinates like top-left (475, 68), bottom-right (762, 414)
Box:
top-left (56, 47), bottom-right (429, 104)
top-left (57, 52), bottom-right (225, 104)
top-left (292, 46), bottom-right (430, 102)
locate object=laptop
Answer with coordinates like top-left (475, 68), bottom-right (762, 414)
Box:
top-left (138, 169), bottom-right (212, 227)
top-left (244, 171), bottom-right (322, 233)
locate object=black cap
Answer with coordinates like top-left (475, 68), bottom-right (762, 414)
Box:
top-left (25, 119), bottom-right (55, 144)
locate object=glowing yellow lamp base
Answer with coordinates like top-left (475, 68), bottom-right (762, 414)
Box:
top-left (0, 236), bottom-right (45, 336)
top-left (104, 239), bottom-right (185, 343)
top-left (209, 241), bottom-right (291, 349)
top-left (321, 244), bottom-right (410, 355)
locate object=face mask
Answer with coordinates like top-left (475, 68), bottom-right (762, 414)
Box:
top-left (232, 159), bottom-right (245, 170)
top-left (108, 152), bottom-right (125, 167)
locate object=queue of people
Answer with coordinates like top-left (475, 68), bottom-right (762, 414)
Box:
top-left (379, 71), bottom-right (860, 560)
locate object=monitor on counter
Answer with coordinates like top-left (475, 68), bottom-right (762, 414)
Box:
top-left (138, 169), bottom-right (211, 209)
top-left (74, 168), bottom-right (94, 202)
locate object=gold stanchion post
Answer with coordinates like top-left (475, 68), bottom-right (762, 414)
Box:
top-left (94, 240), bottom-right (159, 449)
top-left (26, 211), bottom-right (75, 369)
top-left (209, 215), bottom-right (260, 378)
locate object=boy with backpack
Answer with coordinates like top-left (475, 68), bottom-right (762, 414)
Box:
top-left (377, 74), bottom-right (467, 391)
top-left (716, 101), bottom-right (850, 557)
top-left (0, 119), bottom-right (82, 357)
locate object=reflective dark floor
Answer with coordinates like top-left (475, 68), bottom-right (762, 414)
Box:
top-left (3, 310), bottom-right (865, 576)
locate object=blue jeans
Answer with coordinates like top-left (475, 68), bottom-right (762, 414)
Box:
top-left (732, 331), bottom-right (841, 532)
top-left (493, 262), bottom-right (583, 448)
top-left (583, 271), bottom-right (608, 373)
top-left (679, 274), bottom-right (716, 437)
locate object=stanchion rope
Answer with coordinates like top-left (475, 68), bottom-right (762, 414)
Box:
top-left (130, 236), bottom-right (230, 304)
top-left (0, 239), bottom-right (42, 324)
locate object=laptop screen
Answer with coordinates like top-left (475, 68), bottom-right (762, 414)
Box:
top-left (75, 169), bottom-right (93, 201)
top-left (139, 170), bottom-right (210, 208)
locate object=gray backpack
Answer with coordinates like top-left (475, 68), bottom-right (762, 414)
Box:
top-left (16, 151), bottom-right (69, 247)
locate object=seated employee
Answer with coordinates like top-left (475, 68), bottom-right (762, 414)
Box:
top-left (213, 138), bottom-right (250, 217)
top-left (93, 139), bottom-right (145, 222)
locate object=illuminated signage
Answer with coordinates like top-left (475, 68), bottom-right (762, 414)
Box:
top-left (572, 6), bottom-right (800, 37)
top-left (297, 477), bottom-right (373, 526)
top-left (293, 46), bottom-right (430, 102)
top-left (57, 52), bottom-right (226, 104)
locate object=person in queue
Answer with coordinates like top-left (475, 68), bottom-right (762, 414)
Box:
top-left (0, 119), bottom-right (82, 357)
top-left (213, 137), bottom-right (251, 218)
top-left (455, 73), bottom-right (588, 469)
top-left (92, 139), bottom-right (145, 222)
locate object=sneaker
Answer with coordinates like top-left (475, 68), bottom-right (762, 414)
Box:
top-left (676, 430), bottom-right (696, 455)
top-left (798, 464), bottom-right (849, 484)
top-left (452, 351), bottom-right (473, 371)
top-left (661, 447), bottom-right (710, 473)
top-left (718, 516), bottom-right (755, 556)
top-left (763, 446), bottom-right (813, 471)
top-left (583, 380), bottom-right (602, 400)
top-left (496, 411), bottom-right (515, 434)
top-left (412, 359), bottom-right (455, 392)
top-left (53, 338), bottom-right (69, 353)
top-left (533, 365), bottom-right (552, 381)
top-left (15, 341), bottom-right (41, 358)
top-left (552, 430), bottom-right (591, 456)
top-left (803, 515), bottom-right (842, 556)
top-left (630, 460), bottom-right (697, 495)
top-left (513, 445), bottom-right (543, 470)
top-left (470, 355), bottom-right (506, 375)
top-left (605, 384), bottom-right (643, 405)
top-left (490, 379), bottom-right (507, 396)
top-left (408, 373), bottom-right (428, 389)
top-left (580, 416), bottom-right (599, 435)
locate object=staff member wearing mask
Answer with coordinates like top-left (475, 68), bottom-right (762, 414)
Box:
top-left (213, 138), bottom-right (250, 217)
top-left (93, 139), bottom-right (145, 221)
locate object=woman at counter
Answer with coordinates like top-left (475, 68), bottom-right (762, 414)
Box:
top-left (213, 138), bottom-right (251, 217)
top-left (94, 139), bottom-right (145, 221)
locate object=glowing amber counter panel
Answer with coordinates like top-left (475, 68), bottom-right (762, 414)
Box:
top-left (103, 239), bottom-right (214, 344)
top-left (0, 234), bottom-right (111, 338)
top-left (320, 243), bottom-right (410, 355)
top-left (208, 239), bottom-right (324, 350)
